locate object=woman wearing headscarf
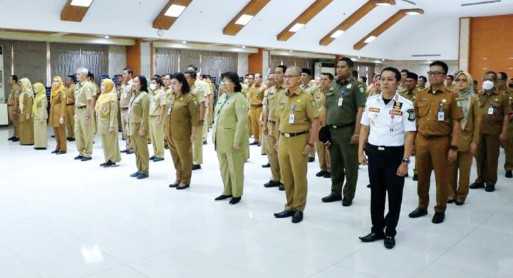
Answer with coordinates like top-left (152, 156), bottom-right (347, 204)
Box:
top-left (49, 76), bottom-right (67, 154)
top-left (32, 82), bottom-right (48, 149)
top-left (447, 71), bottom-right (480, 205)
top-left (95, 79), bottom-right (121, 167)
top-left (212, 72), bottom-right (249, 205)
top-left (18, 78), bottom-right (35, 145)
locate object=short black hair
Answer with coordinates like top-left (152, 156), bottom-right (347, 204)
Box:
top-left (221, 72), bottom-right (242, 93)
top-left (151, 76), bottom-right (164, 87)
top-left (400, 69), bottom-right (409, 74)
top-left (380, 67), bottom-right (401, 81)
top-left (498, 72), bottom-right (508, 81)
top-left (184, 70), bottom-right (197, 80)
top-left (447, 75), bottom-right (454, 80)
top-left (418, 75), bottom-right (427, 82)
top-left (187, 65), bottom-right (198, 72)
top-left (321, 72), bottom-right (334, 80)
top-left (87, 72), bottom-right (95, 81)
top-left (123, 68), bottom-right (134, 76)
top-left (136, 75), bottom-right (148, 92)
top-left (360, 76), bottom-right (367, 83)
top-left (171, 72), bottom-right (191, 94)
top-left (11, 75), bottom-right (18, 82)
top-left (429, 61), bottom-right (449, 75)
top-left (485, 70), bottom-right (497, 80)
top-left (406, 71), bottom-right (418, 80)
top-left (276, 65), bottom-right (287, 73)
top-left (338, 57), bottom-right (354, 68)
top-left (352, 70), bottom-right (359, 79)
top-left (301, 68), bottom-right (312, 76)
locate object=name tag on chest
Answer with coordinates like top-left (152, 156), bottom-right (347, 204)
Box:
top-left (488, 106), bottom-right (494, 115)
top-left (288, 113), bottom-right (295, 124)
top-left (338, 97), bottom-right (343, 107)
top-left (437, 112), bottom-right (445, 121)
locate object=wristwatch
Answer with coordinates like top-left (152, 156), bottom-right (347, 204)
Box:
top-left (401, 159), bottom-right (410, 164)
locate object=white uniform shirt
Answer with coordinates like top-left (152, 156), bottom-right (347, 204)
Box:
top-left (361, 93), bottom-right (416, 147)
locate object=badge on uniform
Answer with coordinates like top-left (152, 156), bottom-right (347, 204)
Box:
top-left (437, 102), bottom-right (445, 121)
top-left (347, 84), bottom-right (352, 89)
top-left (289, 104), bottom-right (296, 124)
top-left (488, 106), bottom-right (494, 115)
top-left (407, 109), bottom-right (415, 121)
top-left (338, 97), bottom-right (343, 107)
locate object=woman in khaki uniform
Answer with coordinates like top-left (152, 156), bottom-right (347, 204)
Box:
top-left (167, 73), bottom-right (199, 190)
top-left (212, 72), bottom-right (249, 204)
top-left (50, 76), bottom-right (67, 154)
top-left (64, 76), bottom-right (76, 141)
top-left (129, 76), bottom-right (150, 179)
top-left (96, 79), bottom-right (121, 167)
top-left (7, 75), bottom-right (21, 142)
top-left (448, 71), bottom-right (480, 205)
top-left (18, 78), bottom-right (35, 146)
top-left (32, 83), bottom-right (48, 150)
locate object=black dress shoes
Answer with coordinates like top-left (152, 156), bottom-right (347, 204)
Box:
top-left (176, 184), bottom-right (190, 190)
top-left (264, 180), bottom-right (280, 188)
top-left (153, 157), bottom-right (164, 162)
top-left (432, 212), bottom-right (445, 224)
top-left (12, 137), bottom-right (20, 142)
top-left (315, 170), bottom-right (327, 177)
top-left (51, 150), bottom-right (59, 154)
top-left (384, 236), bottom-right (396, 249)
top-left (149, 156), bottom-right (155, 160)
top-left (359, 232), bottom-right (385, 243)
top-left (408, 208), bottom-right (428, 218)
top-left (412, 174), bottom-right (418, 181)
top-left (74, 155), bottom-right (84, 160)
top-left (506, 170), bottom-right (513, 178)
top-left (192, 164), bottom-right (201, 170)
top-left (137, 173), bottom-right (149, 179)
top-left (342, 199), bottom-right (352, 207)
top-left (469, 182), bottom-right (484, 189)
top-left (214, 194), bottom-right (232, 201)
top-left (323, 172), bottom-right (331, 178)
top-left (485, 183), bottom-right (495, 192)
top-left (455, 200), bottom-right (465, 206)
top-left (81, 157), bottom-right (92, 161)
top-left (130, 171), bottom-right (141, 177)
top-left (292, 211), bottom-right (303, 223)
top-left (250, 141), bottom-right (259, 146)
top-left (169, 183), bottom-right (179, 188)
top-left (321, 193), bottom-right (342, 203)
top-left (8, 136), bottom-right (16, 141)
top-left (274, 210), bottom-right (294, 218)
top-left (261, 163), bottom-right (271, 168)
top-left (67, 137), bottom-right (75, 142)
top-left (278, 184), bottom-right (285, 191)
top-left (308, 157), bottom-right (315, 163)
top-left (229, 197), bottom-right (241, 205)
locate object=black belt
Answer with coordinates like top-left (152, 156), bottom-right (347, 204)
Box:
top-left (366, 144), bottom-right (403, 151)
top-left (66, 104), bottom-right (74, 106)
top-left (251, 104), bottom-right (263, 108)
top-left (329, 122), bottom-right (354, 129)
top-left (268, 120), bottom-right (277, 124)
top-left (121, 107), bottom-right (129, 110)
top-left (77, 106), bottom-right (87, 109)
top-left (280, 131), bottom-right (308, 138)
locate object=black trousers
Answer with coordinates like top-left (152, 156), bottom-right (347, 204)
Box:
top-left (367, 144), bottom-right (405, 237)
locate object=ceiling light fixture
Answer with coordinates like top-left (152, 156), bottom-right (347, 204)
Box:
top-left (364, 35), bottom-right (377, 43)
top-left (165, 4), bottom-right (186, 17)
top-left (330, 30), bottom-right (345, 38)
top-left (104, 35), bottom-right (110, 39)
top-left (70, 0), bottom-right (93, 7)
top-left (235, 14), bottom-right (254, 26)
top-left (289, 23), bottom-right (305, 33)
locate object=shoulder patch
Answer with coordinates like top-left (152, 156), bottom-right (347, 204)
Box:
top-left (368, 107), bottom-right (380, 113)
top-left (407, 109), bottom-right (415, 121)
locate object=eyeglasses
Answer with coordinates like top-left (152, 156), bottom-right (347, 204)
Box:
top-left (428, 71), bottom-right (445, 76)
top-left (455, 78), bottom-right (467, 82)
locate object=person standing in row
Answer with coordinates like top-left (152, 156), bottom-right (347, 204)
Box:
top-left (300, 68), bottom-right (319, 163)
top-left (74, 68), bottom-right (97, 161)
top-left (64, 75), bottom-right (76, 141)
top-left (315, 72), bottom-right (333, 178)
top-left (148, 77), bottom-right (167, 162)
top-left (7, 75), bottom-right (21, 142)
top-left (322, 57), bottom-right (366, 207)
top-left (167, 73), bottom-right (199, 190)
top-left (129, 76), bottom-right (150, 179)
top-left (273, 66), bottom-right (320, 224)
top-left (496, 72), bottom-right (513, 178)
top-left (32, 83), bottom-right (48, 150)
top-left (399, 71), bottom-right (419, 179)
top-left (409, 61), bottom-right (462, 224)
top-left (120, 68), bottom-right (134, 154)
top-left (213, 72), bottom-right (249, 205)
top-left (96, 78), bottom-right (121, 168)
top-left (186, 70), bottom-right (207, 170)
top-left (470, 71), bottom-right (511, 192)
top-left (49, 76), bottom-right (67, 154)
top-left (18, 78), bottom-right (34, 146)
top-left (262, 66), bottom-right (287, 190)
top-left (358, 67), bottom-right (416, 249)
top-left (247, 73), bottom-right (264, 146)
top-left (447, 71), bottom-right (480, 205)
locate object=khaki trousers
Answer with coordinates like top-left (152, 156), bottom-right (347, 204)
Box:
top-left (75, 109), bottom-right (94, 157)
top-left (65, 105), bottom-right (75, 138)
top-left (278, 133), bottom-right (308, 211)
top-left (132, 124), bottom-right (149, 174)
top-left (448, 151), bottom-right (473, 202)
top-left (149, 116), bottom-right (165, 159)
top-left (217, 150), bottom-right (245, 198)
top-left (170, 138), bottom-right (193, 184)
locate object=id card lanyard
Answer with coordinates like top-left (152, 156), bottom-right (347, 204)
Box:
top-left (289, 104), bottom-right (296, 124)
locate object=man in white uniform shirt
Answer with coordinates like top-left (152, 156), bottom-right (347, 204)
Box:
top-left (357, 67), bottom-right (416, 249)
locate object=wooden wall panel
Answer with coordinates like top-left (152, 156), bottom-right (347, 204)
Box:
top-left (469, 15), bottom-right (513, 81)
top-left (127, 40), bottom-right (141, 75)
top-left (248, 48), bottom-right (263, 74)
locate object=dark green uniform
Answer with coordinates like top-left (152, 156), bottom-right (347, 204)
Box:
top-left (325, 78), bottom-right (366, 201)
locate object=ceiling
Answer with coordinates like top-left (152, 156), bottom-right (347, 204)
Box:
top-left (0, 0), bottom-right (512, 60)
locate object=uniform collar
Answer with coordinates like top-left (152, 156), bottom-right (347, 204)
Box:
top-left (379, 92), bottom-right (399, 105)
top-left (336, 77), bottom-right (354, 86)
top-left (428, 86), bottom-right (448, 95)
top-left (286, 87), bottom-right (302, 97)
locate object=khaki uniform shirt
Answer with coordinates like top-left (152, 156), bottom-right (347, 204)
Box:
top-left (74, 81), bottom-right (97, 108)
top-left (247, 85), bottom-right (264, 107)
top-left (149, 88), bottom-right (166, 117)
top-left (168, 93), bottom-right (199, 141)
top-left (96, 93), bottom-right (118, 135)
top-left (65, 85), bottom-right (75, 105)
top-left (325, 78), bottom-right (366, 126)
top-left (456, 95), bottom-right (480, 152)
top-left (478, 89), bottom-right (511, 135)
top-left (7, 84), bottom-right (21, 111)
top-left (415, 86), bottom-right (463, 136)
top-left (119, 82), bottom-right (133, 109)
top-left (128, 91), bottom-right (149, 136)
top-left (277, 88), bottom-right (319, 134)
top-left (399, 87), bottom-right (419, 103)
top-left (49, 89), bottom-right (66, 127)
top-left (212, 92), bottom-right (249, 153)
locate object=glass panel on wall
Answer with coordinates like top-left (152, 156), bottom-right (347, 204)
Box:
top-left (50, 43), bottom-right (108, 84)
top-left (155, 48), bottom-right (180, 75)
top-left (13, 41), bottom-right (46, 85)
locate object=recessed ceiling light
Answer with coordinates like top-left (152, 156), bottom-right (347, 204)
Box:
top-left (182, 40), bottom-right (187, 44)
top-left (165, 4), bottom-right (186, 17)
top-left (104, 35), bottom-right (110, 39)
top-left (376, 2), bottom-right (393, 6)
top-left (406, 10), bottom-right (422, 15)
top-left (70, 0), bottom-right (93, 7)
top-left (235, 14), bottom-right (254, 26)
top-left (289, 23), bottom-right (305, 33)
top-left (241, 45), bottom-right (246, 49)
top-left (364, 35), bottom-right (377, 43)
top-left (330, 30), bottom-right (345, 38)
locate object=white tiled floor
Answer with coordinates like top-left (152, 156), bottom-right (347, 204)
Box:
top-left (1, 126), bottom-right (512, 278)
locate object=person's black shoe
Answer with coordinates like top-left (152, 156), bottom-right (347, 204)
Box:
top-left (367, 184), bottom-right (371, 188)
top-left (8, 136), bottom-right (16, 141)
top-left (261, 163), bottom-right (271, 168)
top-left (169, 183), bottom-right (179, 188)
top-left (34, 147), bottom-right (47, 150)
top-left (359, 232), bottom-right (385, 243)
top-left (100, 162), bottom-right (108, 167)
top-left (215, 194), bottom-right (232, 201)
top-left (250, 141), bottom-right (259, 146)
top-left (81, 156), bottom-right (92, 161)
top-left (51, 150), bottom-right (59, 154)
top-left (447, 198), bottom-right (455, 204)
top-left (130, 172), bottom-right (141, 177)
top-left (67, 137), bottom-right (75, 142)
top-left (137, 173), bottom-right (149, 179)
top-left (264, 180), bottom-right (280, 188)
top-left (384, 236), bottom-right (396, 249)
top-left (12, 137), bottom-right (20, 142)
top-left (469, 182), bottom-right (484, 189)
top-left (56, 151), bottom-right (66, 155)
top-left (323, 172), bottom-right (331, 178)
top-left (203, 140), bottom-right (207, 145)
top-left (342, 199), bottom-right (352, 207)
top-left (308, 157), bottom-right (315, 163)
top-left (149, 156), bottom-right (156, 161)
top-left (153, 157), bottom-right (164, 162)
top-left (74, 155), bottom-right (84, 160)
top-left (292, 211), bottom-right (303, 223)
top-left (412, 174), bottom-right (418, 181)
top-left (103, 161), bottom-right (116, 167)
top-left (321, 193), bottom-right (342, 203)
top-left (506, 170), bottom-right (513, 178)
top-left (192, 164), bottom-right (201, 170)
top-left (121, 149), bottom-right (128, 154)
top-left (126, 150), bottom-right (134, 154)
top-left (316, 170), bottom-right (326, 177)
top-left (432, 212), bottom-right (445, 224)
top-left (455, 200), bottom-right (465, 206)
top-left (229, 197), bottom-right (241, 205)
top-left (485, 183), bottom-right (495, 192)
top-left (278, 184), bottom-right (285, 191)
top-left (176, 184), bottom-right (190, 190)
top-left (274, 210), bottom-right (294, 218)
top-left (409, 208), bottom-right (428, 218)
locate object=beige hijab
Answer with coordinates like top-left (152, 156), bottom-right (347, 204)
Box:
top-left (454, 71), bottom-right (474, 129)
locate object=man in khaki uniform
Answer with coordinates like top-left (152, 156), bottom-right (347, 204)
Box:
top-left (7, 75), bottom-right (21, 142)
top-left (74, 68), bottom-right (97, 161)
top-left (148, 79), bottom-right (167, 162)
top-left (300, 68), bottom-right (319, 163)
top-left (120, 68), bottom-right (134, 154)
top-left (470, 71), bottom-right (511, 190)
top-left (263, 67), bottom-right (286, 190)
top-left (241, 74), bottom-right (254, 98)
top-left (315, 72), bottom-right (333, 178)
top-left (409, 61), bottom-right (462, 224)
top-left (400, 71), bottom-right (419, 179)
top-left (247, 73), bottom-right (264, 146)
top-left (202, 75), bottom-right (214, 143)
top-left (445, 75), bottom-right (456, 92)
top-left (64, 76), bottom-right (76, 141)
top-left (185, 70), bottom-right (208, 170)
top-left (496, 72), bottom-right (513, 178)
top-left (273, 66), bottom-right (320, 224)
